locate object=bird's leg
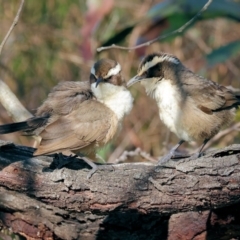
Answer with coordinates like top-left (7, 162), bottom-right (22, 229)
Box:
top-left (198, 138), bottom-right (209, 157)
top-left (157, 140), bottom-right (185, 165)
top-left (78, 156), bottom-right (100, 179)
top-left (76, 156), bottom-right (114, 179)
top-left (189, 138), bottom-right (209, 160)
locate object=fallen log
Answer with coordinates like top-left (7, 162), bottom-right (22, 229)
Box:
top-left (0, 140), bottom-right (240, 239)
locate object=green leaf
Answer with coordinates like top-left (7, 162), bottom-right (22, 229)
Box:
top-left (146, 0), bottom-right (240, 21)
top-left (99, 0), bottom-right (240, 48)
top-left (206, 40), bottom-right (240, 66)
top-left (100, 25), bottom-right (135, 47)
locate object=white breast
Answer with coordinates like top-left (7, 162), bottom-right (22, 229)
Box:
top-left (91, 83), bottom-right (133, 121)
top-left (144, 79), bottom-right (192, 141)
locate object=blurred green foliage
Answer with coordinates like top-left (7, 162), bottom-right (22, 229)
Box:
top-left (206, 40), bottom-right (240, 66)
top-left (101, 0), bottom-right (240, 46)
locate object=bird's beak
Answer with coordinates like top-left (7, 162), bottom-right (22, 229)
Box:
top-left (127, 75), bottom-right (146, 88)
top-left (95, 77), bottom-right (103, 88)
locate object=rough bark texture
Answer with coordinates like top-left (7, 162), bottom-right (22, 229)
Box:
top-left (0, 140), bottom-right (240, 240)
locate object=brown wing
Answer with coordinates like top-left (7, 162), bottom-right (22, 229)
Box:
top-left (29, 81), bottom-right (93, 135)
top-left (36, 81), bottom-right (94, 116)
top-left (34, 100), bottom-right (118, 155)
top-left (0, 81), bottom-right (94, 136)
top-left (181, 70), bottom-right (240, 113)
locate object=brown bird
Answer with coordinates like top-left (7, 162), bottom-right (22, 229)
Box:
top-left (0, 59), bottom-right (133, 177)
top-left (127, 52), bottom-right (240, 164)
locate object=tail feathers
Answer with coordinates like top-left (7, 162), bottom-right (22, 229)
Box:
top-left (231, 95), bottom-right (240, 110)
top-left (214, 94), bottom-right (240, 112)
top-left (0, 116), bottom-right (49, 135)
top-left (0, 121), bottom-right (30, 134)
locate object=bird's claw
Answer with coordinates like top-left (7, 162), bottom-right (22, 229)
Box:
top-left (157, 152), bottom-right (174, 165)
top-left (87, 164), bottom-right (114, 179)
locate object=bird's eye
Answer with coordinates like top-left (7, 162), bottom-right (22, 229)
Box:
top-left (147, 65), bottom-right (160, 78)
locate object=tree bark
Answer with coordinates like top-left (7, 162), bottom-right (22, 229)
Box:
top-left (0, 140), bottom-right (240, 240)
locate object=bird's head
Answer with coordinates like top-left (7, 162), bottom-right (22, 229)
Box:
top-left (127, 52), bottom-right (181, 88)
top-left (90, 59), bottom-right (124, 88)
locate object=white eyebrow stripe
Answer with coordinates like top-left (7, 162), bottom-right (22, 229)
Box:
top-left (103, 63), bottom-right (121, 78)
top-left (139, 55), bottom-right (179, 76)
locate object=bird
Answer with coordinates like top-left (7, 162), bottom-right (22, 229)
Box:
top-left (127, 52), bottom-right (240, 164)
top-left (0, 59), bottom-right (133, 178)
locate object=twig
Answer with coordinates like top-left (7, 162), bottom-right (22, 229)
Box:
top-left (204, 122), bottom-right (240, 150)
top-left (97, 0), bottom-right (212, 52)
top-left (115, 147), bottom-right (156, 163)
top-left (0, 0), bottom-right (25, 55)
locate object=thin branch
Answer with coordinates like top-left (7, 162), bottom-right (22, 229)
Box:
top-left (0, 1), bottom-right (33, 125)
top-left (0, 0), bottom-right (25, 55)
top-left (97, 0), bottom-right (212, 52)
top-left (204, 122), bottom-right (240, 150)
top-left (115, 147), bottom-right (156, 163)
top-left (0, 79), bottom-right (33, 122)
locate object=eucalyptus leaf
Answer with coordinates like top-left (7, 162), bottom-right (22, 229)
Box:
top-left (100, 0), bottom-right (240, 47)
top-left (206, 40), bottom-right (240, 66)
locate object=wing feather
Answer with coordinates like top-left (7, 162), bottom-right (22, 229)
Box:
top-left (180, 70), bottom-right (240, 113)
top-left (34, 100), bottom-right (118, 155)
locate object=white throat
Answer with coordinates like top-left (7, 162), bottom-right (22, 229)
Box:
top-left (140, 78), bottom-right (160, 98)
top-left (143, 78), bottom-right (192, 141)
top-left (91, 83), bottom-right (133, 121)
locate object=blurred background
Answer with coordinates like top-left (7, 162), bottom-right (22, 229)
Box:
top-left (0, 0), bottom-right (240, 164)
